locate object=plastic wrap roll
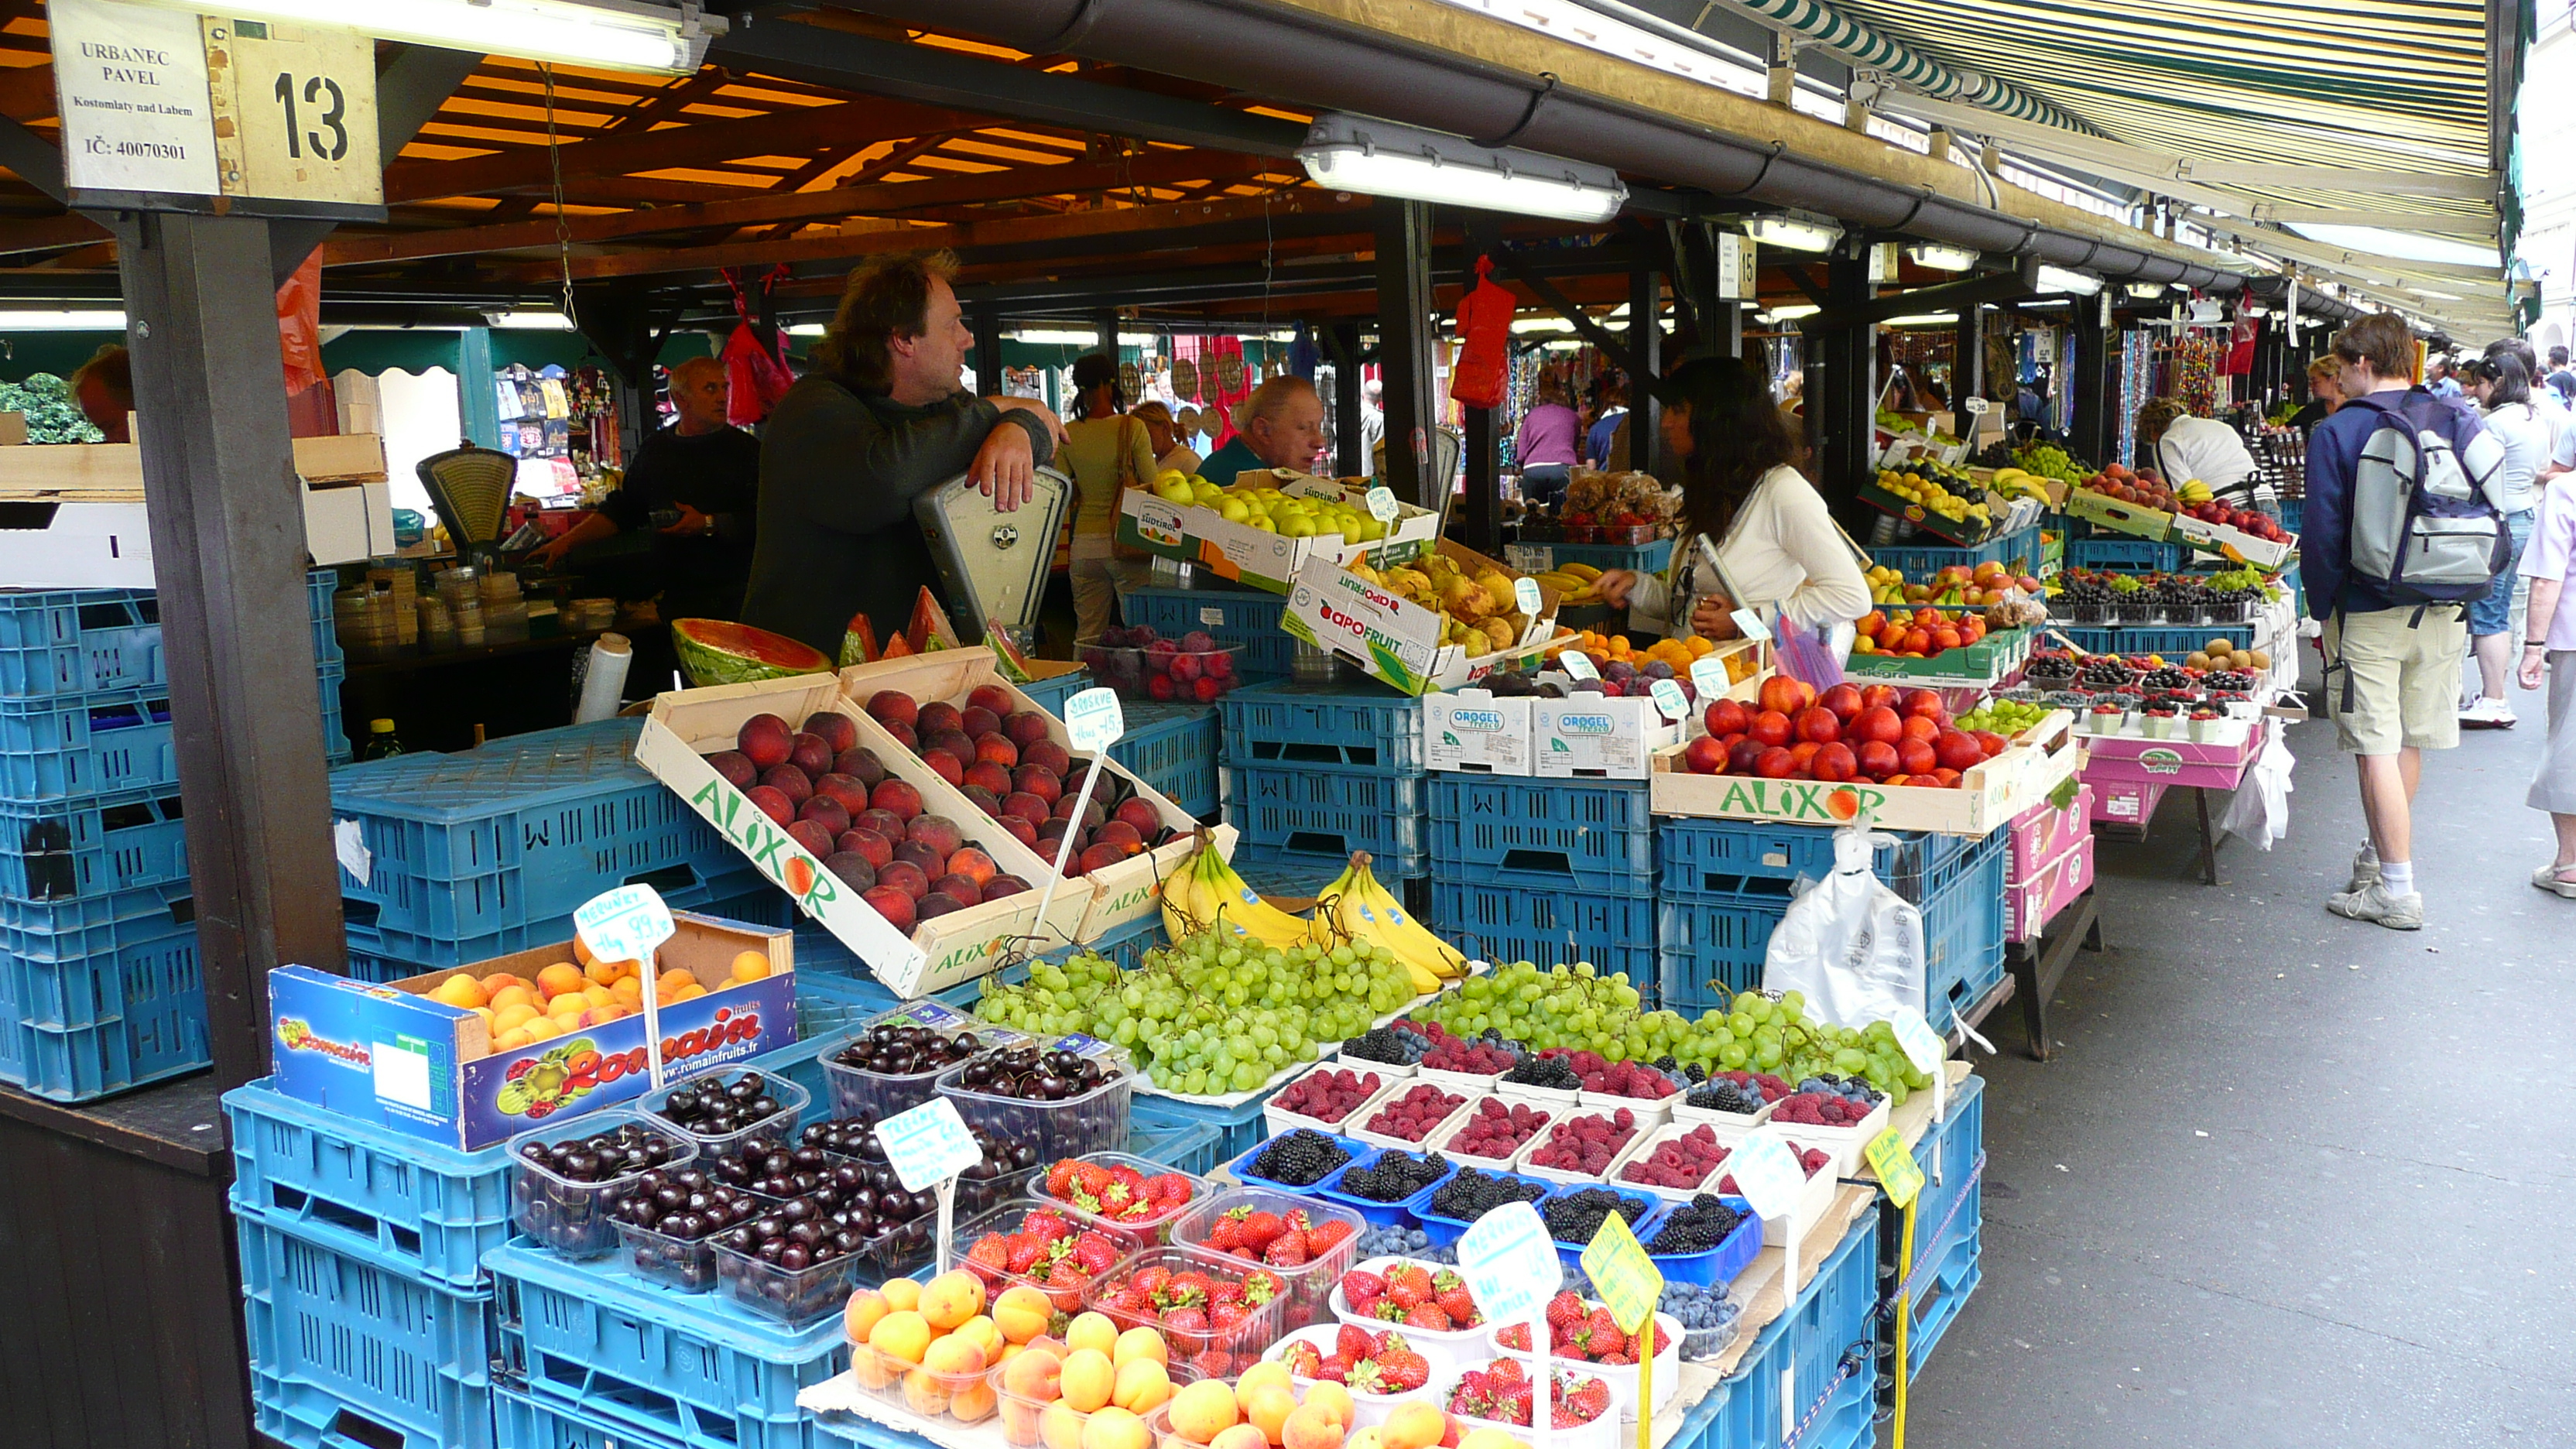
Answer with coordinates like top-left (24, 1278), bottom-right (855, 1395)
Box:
top-left (574, 632), bottom-right (632, 722)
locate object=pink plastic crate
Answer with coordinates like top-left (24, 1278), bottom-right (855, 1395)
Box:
top-left (2090, 779), bottom-right (2161, 829)
top-left (2006, 783), bottom-right (2092, 882)
top-left (2006, 835), bottom-right (2095, 941)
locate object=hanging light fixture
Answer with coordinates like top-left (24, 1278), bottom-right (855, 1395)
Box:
top-left (1297, 115), bottom-right (1627, 224)
top-left (2036, 265), bottom-right (2103, 296)
top-left (127, 0), bottom-right (718, 73)
top-left (2123, 282), bottom-right (2169, 300)
top-left (1905, 244), bottom-right (1976, 272)
top-left (1745, 213), bottom-right (1841, 254)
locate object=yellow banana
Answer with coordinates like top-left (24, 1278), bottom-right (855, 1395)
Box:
top-left (1196, 844), bottom-right (1320, 951)
top-left (1327, 852), bottom-right (1468, 983)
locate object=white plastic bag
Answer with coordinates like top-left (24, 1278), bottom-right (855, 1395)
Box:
top-left (1761, 826), bottom-right (1928, 1027)
top-left (2219, 728), bottom-right (2295, 850)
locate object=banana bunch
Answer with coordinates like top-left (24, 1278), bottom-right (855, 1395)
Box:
top-left (1314, 851), bottom-right (1468, 992)
top-left (1986, 468), bottom-right (2053, 503)
top-left (2177, 478), bottom-right (2214, 506)
top-left (1160, 831), bottom-right (1317, 952)
top-left (1530, 561), bottom-right (1601, 604)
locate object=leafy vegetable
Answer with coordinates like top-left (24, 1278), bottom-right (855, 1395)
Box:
top-left (0, 373), bottom-right (103, 444)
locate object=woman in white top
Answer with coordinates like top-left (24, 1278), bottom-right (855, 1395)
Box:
top-left (2463, 349), bottom-right (2551, 726)
top-left (2134, 397), bottom-right (2273, 517)
top-left (1129, 400), bottom-right (1201, 478)
top-left (1591, 356), bottom-right (1869, 642)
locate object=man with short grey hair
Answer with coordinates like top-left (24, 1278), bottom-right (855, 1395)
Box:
top-left (532, 353), bottom-right (762, 618)
top-left (1197, 375), bottom-right (1326, 485)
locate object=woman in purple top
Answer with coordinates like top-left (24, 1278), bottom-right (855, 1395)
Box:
top-left (1512, 372), bottom-right (1583, 509)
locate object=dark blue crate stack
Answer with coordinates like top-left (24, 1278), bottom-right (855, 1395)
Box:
top-left (1889, 1071), bottom-right (1985, 1381)
top-left (1426, 775), bottom-right (1657, 984)
top-left (1664, 1204), bottom-right (1882, 1449)
top-left (329, 720), bottom-right (762, 979)
top-left (2055, 623), bottom-right (2256, 657)
top-left (1654, 819), bottom-right (2007, 1030)
top-left (1119, 584), bottom-right (1298, 680)
top-left (1218, 680), bottom-right (1427, 886)
top-left (0, 570), bottom-right (339, 1098)
top-left (1110, 701), bottom-right (1221, 819)
top-left (1868, 523), bottom-right (2045, 580)
top-left (2065, 536), bottom-right (2185, 573)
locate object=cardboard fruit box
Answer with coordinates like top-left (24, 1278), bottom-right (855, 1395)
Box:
top-left (1646, 708), bottom-right (2081, 835)
top-left (266, 913), bottom-right (795, 1151)
top-left (1845, 625), bottom-right (2036, 687)
top-left (1278, 539), bottom-right (1567, 696)
top-left (1856, 478), bottom-right (1999, 547)
top-left (2063, 487), bottom-right (2175, 543)
top-left (1526, 639), bottom-right (1769, 781)
top-left (2167, 512), bottom-right (2298, 569)
top-left (837, 648), bottom-right (1235, 944)
top-left (1113, 470), bottom-right (1440, 594)
top-left (635, 675), bottom-right (1091, 999)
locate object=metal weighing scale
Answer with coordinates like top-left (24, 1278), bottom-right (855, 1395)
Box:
top-left (914, 464), bottom-right (1074, 639)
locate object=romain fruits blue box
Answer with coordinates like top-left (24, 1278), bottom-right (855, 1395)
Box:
top-left (267, 912), bottom-right (796, 1150)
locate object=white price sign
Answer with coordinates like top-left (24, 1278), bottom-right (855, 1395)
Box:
top-left (1724, 1129), bottom-right (1809, 1223)
top-left (1365, 486), bottom-right (1400, 523)
top-left (1455, 1200), bottom-right (1559, 1326)
top-left (1731, 608), bottom-right (1774, 644)
top-left (1559, 650), bottom-right (1598, 682)
top-left (1649, 678), bottom-right (1690, 721)
top-left (1063, 688), bottom-right (1126, 751)
top-left (878, 1097), bottom-right (985, 1192)
top-left (1688, 655), bottom-right (1732, 698)
top-left (1888, 1009), bottom-right (1945, 1073)
top-left (1514, 577), bottom-right (1543, 616)
top-left (573, 885), bottom-right (676, 968)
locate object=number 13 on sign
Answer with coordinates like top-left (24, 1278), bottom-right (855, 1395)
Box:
top-left (205, 20), bottom-right (383, 208)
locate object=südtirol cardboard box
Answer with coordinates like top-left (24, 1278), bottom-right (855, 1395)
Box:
top-left (1114, 470), bottom-right (1438, 594)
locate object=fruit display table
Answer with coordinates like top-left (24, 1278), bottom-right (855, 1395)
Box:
top-left (2084, 718), bottom-right (2272, 886)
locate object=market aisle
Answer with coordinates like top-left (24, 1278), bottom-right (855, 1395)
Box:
top-left (1903, 670), bottom-right (2576, 1447)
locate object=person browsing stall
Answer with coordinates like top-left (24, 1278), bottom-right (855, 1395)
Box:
top-left (1197, 375), bottom-right (1327, 486)
top-left (1588, 356), bottom-right (1869, 644)
top-left (1058, 353), bottom-right (1162, 645)
top-left (2460, 350), bottom-right (2550, 729)
top-left (1130, 400), bottom-right (1201, 478)
top-left (742, 250), bottom-right (1061, 656)
top-left (2136, 396), bottom-right (2273, 518)
top-left (530, 355), bottom-right (761, 617)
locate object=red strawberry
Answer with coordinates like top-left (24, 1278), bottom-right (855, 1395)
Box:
top-left (1586, 1308), bottom-right (1620, 1345)
top-left (1131, 1265), bottom-right (1171, 1299)
top-left (1435, 1286), bottom-right (1478, 1325)
top-left (1209, 1300), bottom-right (1249, 1335)
top-left (1544, 1291), bottom-right (1586, 1331)
top-left (1241, 1269), bottom-right (1285, 1306)
top-left (1204, 1218), bottom-right (1242, 1252)
top-left (1283, 1341), bottom-right (1324, 1379)
top-left (1162, 1306), bottom-right (1210, 1351)
top-left (1372, 1345), bottom-right (1430, 1392)
top-left (1071, 1233), bottom-right (1121, 1273)
top-left (1145, 1173), bottom-right (1194, 1203)
top-left (1263, 1235), bottom-right (1310, 1268)
top-left (1192, 1348), bottom-right (1235, 1379)
top-left (1283, 1208), bottom-right (1313, 1236)
top-left (1306, 1220), bottom-right (1355, 1257)
top-left (1024, 1209), bottom-right (1074, 1242)
top-left (1339, 1269), bottom-right (1386, 1305)
top-left (1044, 1159), bottom-right (1081, 1199)
top-left (1317, 1353), bottom-right (1352, 1383)
top-left (1403, 1302), bottom-right (1452, 1331)
top-left (1336, 1323), bottom-right (1380, 1360)
top-left (1005, 1234), bottom-right (1048, 1275)
top-left (1239, 1211), bottom-right (1285, 1247)
top-left (1562, 1378), bottom-right (1611, 1424)
top-left (1166, 1271), bottom-right (1214, 1306)
top-left (968, 1234), bottom-right (1010, 1273)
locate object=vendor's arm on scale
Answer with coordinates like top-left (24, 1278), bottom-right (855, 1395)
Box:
top-left (1590, 357), bottom-right (1868, 641)
top-left (531, 356), bottom-right (754, 567)
top-left (740, 250), bottom-right (1060, 657)
top-left (1194, 376), bottom-right (1327, 486)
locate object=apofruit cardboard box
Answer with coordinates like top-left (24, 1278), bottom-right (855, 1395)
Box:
top-left (266, 913), bottom-right (793, 1151)
top-left (837, 648), bottom-right (1234, 943)
top-left (1647, 709), bottom-right (2081, 835)
top-left (1423, 688), bottom-right (1533, 775)
top-left (1114, 470), bottom-right (1440, 594)
top-left (1278, 539), bottom-right (1566, 695)
top-left (635, 674), bottom-right (1091, 999)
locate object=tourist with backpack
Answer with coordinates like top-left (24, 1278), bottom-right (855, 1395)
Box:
top-left (2305, 313), bottom-right (2514, 930)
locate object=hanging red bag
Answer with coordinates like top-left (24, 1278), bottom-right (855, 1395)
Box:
top-left (721, 266), bottom-right (796, 425)
top-left (1449, 255), bottom-right (1514, 410)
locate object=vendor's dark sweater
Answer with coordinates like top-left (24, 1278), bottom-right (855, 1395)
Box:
top-left (742, 376), bottom-right (1053, 658)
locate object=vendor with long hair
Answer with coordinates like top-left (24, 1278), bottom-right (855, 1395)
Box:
top-left (1591, 356), bottom-right (1869, 642)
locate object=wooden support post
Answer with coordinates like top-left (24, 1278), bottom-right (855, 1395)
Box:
top-left (1331, 320), bottom-right (1365, 478)
top-left (974, 310), bottom-right (1005, 399)
top-left (1094, 309), bottom-right (1119, 358)
top-left (1953, 301), bottom-right (1986, 407)
top-left (1810, 248), bottom-right (1876, 516)
top-left (2072, 292), bottom-right (2112, 466)
top-left (1629, 265), bottom-right (1663, 477)
top-left (120, 210), bottom-right (346, 1089)
top-left (1375, 198), bottom-right (1440, 509)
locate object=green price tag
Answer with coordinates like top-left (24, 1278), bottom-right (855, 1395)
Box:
top-left (1578, 1210), bottom-right (1664, 1334)
top-left (1864, 1126), bottom-right (1924, 1210)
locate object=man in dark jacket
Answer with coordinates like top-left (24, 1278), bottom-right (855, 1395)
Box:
top-left (532, 355), bottom-right (759, 617)
top-left (742, 251), bottom-right (1060, 655)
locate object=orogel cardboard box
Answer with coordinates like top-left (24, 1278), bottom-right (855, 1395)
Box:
top-left (635, 673), bottom-right (1091, 999)
top-left (1423, 688), bottom-right (1534, 775)
top-left (265, 913), bottom-right (794, 1151)
top-left (1530, 637), bottom-right (1768, 780)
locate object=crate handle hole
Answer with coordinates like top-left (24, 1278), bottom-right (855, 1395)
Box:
top-left (327, 1407), bottom-right (410, 1449)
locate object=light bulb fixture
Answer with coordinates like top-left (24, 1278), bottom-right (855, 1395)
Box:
top-left (1745, 213), bottom-right (1841, 254)
top-left (2123, 282), bottom-right (2169, 300)
top-left (127, 0), bottom-right (717, 72)
top-left (2035, 265), bottom-right (2103, 296)
top-left (1509, 317), bottom-right (1577, 334)
top-left (0, 310), bottom-right (128, 331)
top-left (1755, 303), bottom-right (1821, 324)
top-left (785, 323), bottom-right (827, 337)
top-left (487, 310), bottom-right (577, 330)
top-left (1880, 312), bottom-right (1960, 327)
top-left (1905, 244), bottom-right (1976, 272)
top-left (1002, 328), bottom-right (1100, 345)
top-left (1297, 115), bottom-right (1627, 224)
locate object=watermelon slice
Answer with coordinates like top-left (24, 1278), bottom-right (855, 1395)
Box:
top-left (670, 618), bottom-right (832, 686)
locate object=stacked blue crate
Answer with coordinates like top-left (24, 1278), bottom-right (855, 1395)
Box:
top-left (1425, 774), bottom-right (1656, 985)
top-left (1218, 680), bottom-right (1427, 886)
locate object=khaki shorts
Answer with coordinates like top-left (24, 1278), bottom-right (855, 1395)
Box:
top-left (2322, 607), bottom-right (2468, 755)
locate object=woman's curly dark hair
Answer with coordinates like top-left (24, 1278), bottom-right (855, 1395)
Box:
top-left (1663, 355), bottom-right (1804, 541)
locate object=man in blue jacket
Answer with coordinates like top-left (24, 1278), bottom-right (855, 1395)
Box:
top-left (2305, 313), bottom-right (2506, 930)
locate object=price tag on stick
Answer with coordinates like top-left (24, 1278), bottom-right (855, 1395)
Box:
top-left (1514, 576), bottom-right (1543, 617)
top-left (1459, 1202), bottom-right (1563, 1449)
top-left (574, 885), bottom-right (676, 1088)
top-left (1579, 1213), bottom-right (1663, 1449)
top-left (1865, 1128), bottom-right (1925, 1210)
top-left (1688, 654), bottom-right (1732, 699)
top-left (1559, 650), bottom-right (1598, 682)
top-left (1727, 1128), bottom-right (1808, 1440)
top-left (878, 1097), bottom-right (985, 1272)
top-left (1649, 678), bottom-right (1690, 721)
top-left (1887, 1006), bottom-right (1949, 1123)
top-left (1033, 690), bottom-right (1125, 937)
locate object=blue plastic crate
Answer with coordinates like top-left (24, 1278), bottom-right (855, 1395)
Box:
top-left (1120, 586), bottom-right (1299, 680)
top-left (1658, 834), bottom-right (2004, 1030)
top-left (1225, 762), bottom-right (1427, 872)
top-left (497, 1385), bottom-right (816, 1449)
top-left (1110, 702), bottom-right (1220, 819)
top-left (1426, 878), bottom-right (1656, 983)
top-left (8, 914), bottom-right (207, 1101)
top-left (0, 876), bottom-right (190, 955)
top-left (238, 1205), bottom-right (498, 1449)
top-left (0, 784), bottom-right (189, 902)
top-left (2056, 624), bottom-right (2254, 657)
top-left (0, 686), bottom-right (177, 805)
top-left (2066, 537), bottom-right (2184, 572)
top-left (1540, 539), bottom-right (1674, 574)
top-left (343, 858), bottom-right (771, 973)
top-left (1667, 1204), bottom-right (1880, 1449)
top-left (2278, 496), bottom-right (2304, 534)
top-left (224, 1078), bottom-right (513, 1290)
top-left (1899, 1074), bottom-right (1985, 1379)
top-left (0, 567), bottom-right (334, 702)
top-left (1868, 524), bottom-right (2043, 580)
top-left (1132, 1120), bottom-right (1225, 1176)
top-left (488, 1241), bottom-right (844, 1449)
top-left (1428, 776), bottom-right (1654, 894)
top-left (0, 940), bottom-right (22, 1087)
top-left (5, 892), bottom-right (196, 1016)
top-left (1219, 680), bottom-right (1424, 773)
top-left (1656, 817), bottom-right (1985, 907)
top-left (321, 659), bottom-right (351, 766)
top-left (1136, 1090), bottom-right (1283, 1166)
top-left (1019, 667), bottom-right (1091, 717)
top-left (328, 720), bottom-right (743, 946)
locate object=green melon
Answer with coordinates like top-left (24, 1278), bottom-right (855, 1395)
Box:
top-left (670, 618), bottom-right (834, 686)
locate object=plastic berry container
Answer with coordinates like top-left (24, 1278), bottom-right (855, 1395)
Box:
top-left (613, 1213), bottom-right (725, 1293)
top-left (1412, 1168), bottom-right (1553, 1249)
top-left (1639, 1195), bottom-right (1762, 1286)
top-left (1317, 1147), bottom-right (1458, 1228)
top-left (1166, 1185), bottom-right (1368, 1331)
top-left (509, 1110), bottom-right (698, 1260)
top-left (712, 1230), bottom-right (866, 1327)
top-left (821, 1000), bottom-right (1028, 1123)
top-left (1262, 1062), bottom-right (1398, 1139)
top-left (848, 1342), bottom-right (1001, 1428)
top-left (636, 1068), bottom-right (809, 1156)
top-left (1225, 1130), bottom-right (1368, 1197)
top-left (1325, 1255), bottom-right (1495, 1375)
top-left (951, 1196), bottom-right (1123, 1314)
top-left (1036, 1150), bottom-right (1211, 1252)
top-left (1534, 1184), bottom-right (1660, 1266)
top-left (935, 1035), bottom-right (1136, 1161)
top-left (1076, 639), bottom-right (1242, 703)
top-left (1080, 1243), bottom-right (1287, 1375)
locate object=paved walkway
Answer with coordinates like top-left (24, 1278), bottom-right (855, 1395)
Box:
top-left (1901, 666), bottom-right (2576, 1447)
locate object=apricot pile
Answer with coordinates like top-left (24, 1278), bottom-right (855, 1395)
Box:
top-left (425, 937), bottom-right (773, 1057)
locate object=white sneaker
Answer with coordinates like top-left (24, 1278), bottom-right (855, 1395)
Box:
top-left (2534, 865), bottom-right (2576, 899)
top-left (2348, 845), bottom-right (2380, 893)
top-left (2328, 882), bottom-right (2424, 930)
top-left (2459, 697), bottom-right (2518, 728)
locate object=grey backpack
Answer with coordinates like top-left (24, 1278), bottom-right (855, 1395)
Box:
top-left (2339, 389), bottom-right (2509, 607)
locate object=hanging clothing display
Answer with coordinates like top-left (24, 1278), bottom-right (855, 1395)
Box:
top-left (2116, 330), bottom-right (2155, 468)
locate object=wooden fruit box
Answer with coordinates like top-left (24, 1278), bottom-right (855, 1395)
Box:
top-left (635, 674), bottom-right (1092, 999)
top-left (838, 647), bottom-right (1235, 944)
top-left (1857, 480), bottom-right (1999, 547)
top-left (2063, 488), bottom-right (2175, 542)
top-left (1647, 709), bottom-right (2081, 835)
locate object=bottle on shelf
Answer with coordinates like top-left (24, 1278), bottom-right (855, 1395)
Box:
top-left (361, 718), bottom-right (407, 760)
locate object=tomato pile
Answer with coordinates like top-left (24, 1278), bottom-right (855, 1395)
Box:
top-left (1678, 677), bottom-right (2009, 789)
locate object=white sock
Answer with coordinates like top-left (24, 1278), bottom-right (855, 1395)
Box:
top-left (2380, 859), bottom-right (2414, 895)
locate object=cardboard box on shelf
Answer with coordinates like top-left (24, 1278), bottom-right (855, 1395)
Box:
top-left (1279, 538), bottom-right (1566, 695)
top-left (1423, 688), bottom-right (1533, 775)
top-left (1113, 470), bottom-right (1439, 594)
top-left (635, 673), bottom-right (1092, 998)
top-left (1649, 709), bottom-right (2080, 834)
top-left (265, 913), bottom-right (795, 1151)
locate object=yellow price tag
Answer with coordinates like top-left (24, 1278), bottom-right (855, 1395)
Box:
top-left (1578, 1211), bottom-right (1664, 1334)
top-left (1865, 1127), bottom-right (1924, 1210)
